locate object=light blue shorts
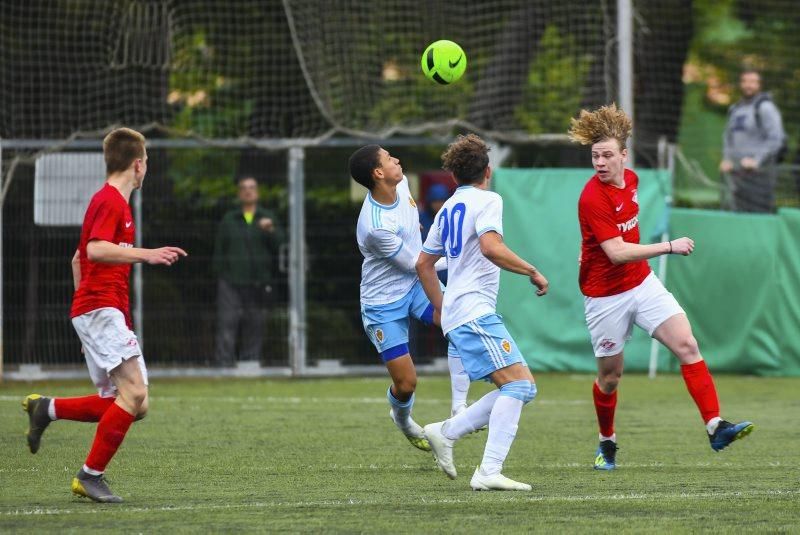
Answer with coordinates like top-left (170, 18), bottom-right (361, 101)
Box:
top-left (446, 313), bottom-right (526, 381)
top-left (361, 280), bottom-right (434, 362)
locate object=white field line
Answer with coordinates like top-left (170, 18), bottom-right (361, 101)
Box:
top-left (0, 395), bottom-right (588, 406)
top-left (2, 489), bottom-right (798, 517)
top-left (2, 460), bottom-right (795, 475)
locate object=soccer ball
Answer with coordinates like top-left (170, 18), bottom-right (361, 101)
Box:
top-left (421, 40), bottom-right (467, 85)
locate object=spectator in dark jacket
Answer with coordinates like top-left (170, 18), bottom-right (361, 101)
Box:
top-left (212, 176), bottom-right (284, 366)
top-left (720, 69), bottom-right (786, 213)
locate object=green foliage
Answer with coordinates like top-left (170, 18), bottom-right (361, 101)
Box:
top-left (306, 304), bottom-right (362, 362)
top-left (515, 25), bottom-right (591, 134)
top-left (690, 0), bottom-right (800, 138)
top-left (169, 30), bottom-right (255, 138)
top-left (368, 76), bottom-right (474, 130)
top-left (674, 83), bottom-right (726, 204)
top-left (166, 148), bottom-right (286, 211)
top-left (1, 375), bottom-right (796, 531)
top-left (692, 0), bottom-right (752, 49)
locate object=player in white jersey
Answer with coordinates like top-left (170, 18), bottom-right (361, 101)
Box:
top-left (349, 145), bottom-right (471, 452)
top-left (417, 134), bottom-right (549, 491)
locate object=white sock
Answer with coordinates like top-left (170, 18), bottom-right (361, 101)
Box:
top-left (706, 416), bottom-right (722, 435)
top-left (442, 390), bottom-right (500, 440)
top-left (48, 399), bottom-right (57, 421)
top-left (447, 352), bottom-right (470, 415)
top-left (479, 395), bottom-right (524, 476)
top-left (387, 387), bottom-right (414, 429)
top-left (599, 433), bottom-right (616, 442)
top-left (81, 465), bottom-right (103, 476)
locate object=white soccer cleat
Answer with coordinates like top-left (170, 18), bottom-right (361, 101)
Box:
top-left (423, 421), bottom-right (457, 479)
top-left (470, 467), bottom-right (532, 491)
top-left (389, 409), bottom-right (431, 451)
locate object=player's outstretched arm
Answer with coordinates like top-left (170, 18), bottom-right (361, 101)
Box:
top-left (87, 240), bottom-right (188, 266)
top-left (600, 236), bottom-right (693, 265)
top-left (479, 231), bottom-right (548, 296)
top-left (416, 251), bottom-right (444, 310)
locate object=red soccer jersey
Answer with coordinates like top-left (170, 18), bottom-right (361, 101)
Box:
top-left (578, 168), bottom-right (650, 297)
top-left (70, 183), bottom-right (135, 326)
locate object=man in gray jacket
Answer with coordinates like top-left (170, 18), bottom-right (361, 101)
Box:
top-left (720, 69), bottom-right (786, 213)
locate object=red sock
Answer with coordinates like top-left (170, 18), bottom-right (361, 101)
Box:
top-left (681, 360), bottom-right (720, 424)
top-left (593, 381), bottom-right (617, 437)
top-left (54, 395), bottom-right (116, 422)
top-left (84, 402), bottom-right (136, 473)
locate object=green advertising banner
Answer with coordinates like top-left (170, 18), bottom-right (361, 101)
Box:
top-left (493, 168), bottom-right (800, 376)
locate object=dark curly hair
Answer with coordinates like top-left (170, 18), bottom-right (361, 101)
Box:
top-left (441, 134), bottom-right (490, 185)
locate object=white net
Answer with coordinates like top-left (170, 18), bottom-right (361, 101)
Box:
top-left (4, 0), bottom-right (800, 372)
top-left (0, 0), bottom-right (628, 142)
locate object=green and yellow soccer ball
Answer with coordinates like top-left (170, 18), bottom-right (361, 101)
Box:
top-left (421, 40), bottom-right (467, 85)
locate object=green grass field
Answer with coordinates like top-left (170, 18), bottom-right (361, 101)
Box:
top-left (1, 374), bottom-right (798, 533)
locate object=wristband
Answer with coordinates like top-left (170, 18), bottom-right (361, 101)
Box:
top-left (668, 241), bottom-right (672, 254)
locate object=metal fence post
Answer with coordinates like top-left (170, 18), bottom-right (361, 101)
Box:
top-left (0, 141), bottom-right (4, 381)
top-left (618, 0), bottom-right (634, 165)
top-left (287, 146), bottom-right (307, 375)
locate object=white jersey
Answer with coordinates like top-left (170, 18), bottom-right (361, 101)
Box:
top-left (357, 176), bottom-right (423, 306)
top-left (422, 185), bottom-right (503, 334)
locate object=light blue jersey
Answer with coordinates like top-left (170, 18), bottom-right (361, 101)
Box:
top-left (356, 176), bottom-right (423, 306)
top-left (356, 176), bottom-right (434, 361)
top-left (422, 185), bottom-right (503, 334)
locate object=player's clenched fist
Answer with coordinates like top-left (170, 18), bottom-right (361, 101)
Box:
top-left (669, 237), bottom-right (694, 256)
top-left (530, 270), bottom-right (549, 296)
top-left (146, 246), bottom-right (188, 265)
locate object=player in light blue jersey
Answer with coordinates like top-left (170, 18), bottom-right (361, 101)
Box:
top-left (349, 145), bottom-right (471, 452)
top-left (417, 134), bottom-right (549, 491)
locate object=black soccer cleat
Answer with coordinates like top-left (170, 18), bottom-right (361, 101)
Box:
top-left (22, 394), bottom-right (52, 454)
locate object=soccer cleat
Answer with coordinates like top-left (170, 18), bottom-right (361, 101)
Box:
top-left (22, 394), bottom-right (52, 454)
top-left (388, 409), bottom-right (431, 452)
top-left (423, 421), bottom-right (457, 479)
top-left (71, 469), bottom-right (123, 503)
top-left (470, 467), bottom-right (531, 491)
top-left (709, 420), bottom-right (754, 452)
top-left (594, 439), bottom-right (618, 470)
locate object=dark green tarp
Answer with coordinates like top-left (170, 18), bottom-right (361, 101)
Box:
top-left (493, 168), bottom-right (800, 376)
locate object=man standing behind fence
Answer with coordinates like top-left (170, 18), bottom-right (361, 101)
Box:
top-left (212, 176), bottom-right (284, 367)
top-left (720, 69), bottom-right (786, 213)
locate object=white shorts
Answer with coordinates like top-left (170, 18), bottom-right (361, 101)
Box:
top-left (584, 272), bottom-right (685, 357)
top-left (71, 307), bottom-right (148, 397)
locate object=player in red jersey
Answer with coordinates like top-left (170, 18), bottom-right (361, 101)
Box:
top-left (22, 128), bottom-right (187, 502)
top-left (569, 104), bottom-right (753, 470)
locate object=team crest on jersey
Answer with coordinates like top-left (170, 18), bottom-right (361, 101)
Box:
top-left (409, 196), bottom-right (417, 208)
top-left (599, 339), bottom-right (617, 351)
top-left (501, 339), bottom-right (512, 354)
top-left (632, 189), bottom-right (638, 205)
top-left (375, 328), bottom-right (384, 343)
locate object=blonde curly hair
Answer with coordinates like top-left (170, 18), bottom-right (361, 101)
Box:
top-left (567, 103), bottom-right (632, 149)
